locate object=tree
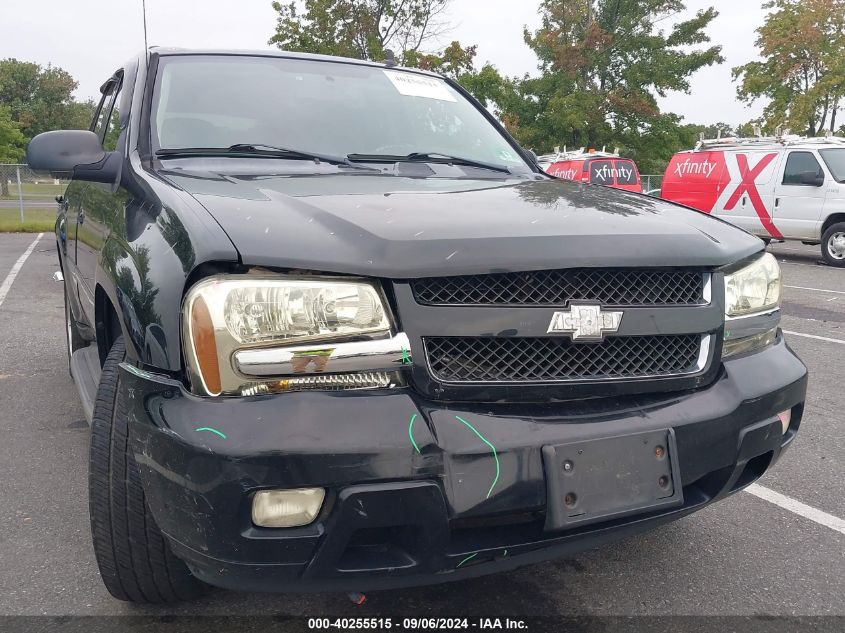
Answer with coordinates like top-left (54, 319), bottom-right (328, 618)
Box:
top-left (269, 0), bottom-right (451, 62)
top-left (495, 1), bottom-right (723, 170)
top-left (733, 0), bottom-right (845, 136)
top-left (687, 122), bottom-right (736, 139)
top-left (0, 106), bottom-right (27, 195)
top-left (405, 40), bottom-right (475, 78)
top-left (0, 106), bottom-right (26, 163)
top-left (404, 41), bottom-right (509, 106)
top-left (268, 2), bottom-right (499, 105)
top-left (0, 59), bottom-right (91, 140)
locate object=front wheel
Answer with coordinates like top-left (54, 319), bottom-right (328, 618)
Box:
top-left (821, 222), bottom-right (845, 268)
top-left (88, 337), bottom-right (210, 603)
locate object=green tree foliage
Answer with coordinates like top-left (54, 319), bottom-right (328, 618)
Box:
top-left (683, 121), bottom-right (736, 140)
top-left (405, 42), bottom-right (510, 106)
top-left (733, 0), bottom-right (845, 136)
top-left (269, 0), bottom-right (451, 62)
top-left (0, 105), bottom-right (27, 195)
top-left (496, 0), bottom-right (723, 173)
top-left (269, 1), bottom-right (498, 106)
top-left (0, 105), bottom-right (26, 163)
top-left (0, 59), bottom-right (93, 140)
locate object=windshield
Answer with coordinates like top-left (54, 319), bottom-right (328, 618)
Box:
top-left (152, 55), bottom-right (531, 174)
top-left (820, 148), bottom-right (845, 182)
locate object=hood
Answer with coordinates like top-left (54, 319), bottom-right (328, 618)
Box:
top-left (162, 167), bottom-right (762, 278)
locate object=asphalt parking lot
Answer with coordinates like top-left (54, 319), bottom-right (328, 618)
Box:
top-left (0, 232), bottom-right (842, 618)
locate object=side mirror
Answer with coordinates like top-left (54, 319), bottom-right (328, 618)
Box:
top-left (799, 171), bottom-right (825, 187)
top-left (27, 130), bottom-right (120, 185)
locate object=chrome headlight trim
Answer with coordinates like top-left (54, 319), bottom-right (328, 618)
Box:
top-left (235, 332), bottom-right (413, 377)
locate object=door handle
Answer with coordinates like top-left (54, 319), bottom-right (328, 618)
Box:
top-left (775, 198), bottom-right (780, 208)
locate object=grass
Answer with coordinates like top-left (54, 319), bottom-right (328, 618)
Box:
top-left (0, 208), bottom-right (56, 233)
top-left (0, 182), bottom-right (66, 199)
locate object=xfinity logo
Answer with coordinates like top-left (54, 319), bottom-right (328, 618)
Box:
top-left (547, 305), bottom-right (624, 341)
top-left (594, 164), bottom-right (632, 182)
top-left (674, 158), bottom-right (718, 178)
top-left (552, 167), bottom-right (579, 180)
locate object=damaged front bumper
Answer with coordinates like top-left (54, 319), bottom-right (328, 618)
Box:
top-left (121, 334), bottom-right (807, 593)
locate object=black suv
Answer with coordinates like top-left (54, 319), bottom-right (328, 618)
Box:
top-left (27, 49), bottom-right (807, 603)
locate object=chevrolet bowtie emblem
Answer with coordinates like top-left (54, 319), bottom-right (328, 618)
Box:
top-left (547, 305), bottom-right (624, 341)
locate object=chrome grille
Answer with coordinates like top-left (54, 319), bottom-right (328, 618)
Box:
top-left (425, 335), bottom-right (704, 383)
top-left (412, 269), bottom-right (705, 306)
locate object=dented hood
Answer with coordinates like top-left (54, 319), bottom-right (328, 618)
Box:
top-left (162, 167), bottom-right (763, 278)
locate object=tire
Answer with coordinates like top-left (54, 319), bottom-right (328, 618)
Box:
top-left (821, 222), bottom-right (845, 268)
top-left (88, 337), bottom-right (210, 603)
top-left (63, 283), bottom-right (85, 374)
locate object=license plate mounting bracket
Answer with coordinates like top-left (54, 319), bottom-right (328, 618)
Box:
top-left (543, 428), bottom-right (683, 531)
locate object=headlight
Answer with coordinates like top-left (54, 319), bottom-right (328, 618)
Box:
top-left (221, 279), bottom-right (389, 345)
top-left (724, 253), bottom-right (781, 317)
top-left (722, 253), bottom-right (782, 359)
top-left (183, 275), bottom-right (404, 396)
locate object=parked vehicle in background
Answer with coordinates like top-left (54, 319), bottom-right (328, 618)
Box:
top-left (537, 148), bottom-right (643, 193)
top-left (661, 135), bottom-right (845, 267)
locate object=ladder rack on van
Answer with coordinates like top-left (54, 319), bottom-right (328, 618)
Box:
top-left (694, 133), bottom-right (845, 152)
top-left (536, 145), bottom-right (621, 163)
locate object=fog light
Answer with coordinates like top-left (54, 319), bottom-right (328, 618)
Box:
top-left (777, 409), bottom-right (792, 435)
top-left (252, 488), bottom-right (325, 528)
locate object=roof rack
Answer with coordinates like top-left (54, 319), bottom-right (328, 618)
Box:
top-left (536, 145), bottom-right (621, 163)
top-left (694, 130), bottom-right (845, 151)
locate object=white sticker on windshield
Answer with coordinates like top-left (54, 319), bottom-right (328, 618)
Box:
top-left (384, 70), bottom-right (456, 102)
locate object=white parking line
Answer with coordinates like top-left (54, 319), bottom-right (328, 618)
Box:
top-left (785, 285), bottom-right (845, 296)
top-left (772, 246), bottom-right (813, 254)
top-left (745, 484), bottom-right (845, 536)
top-left (0, 233), bottom-right (42, 310)
top-left (784, 330), bottom-right (845, 345)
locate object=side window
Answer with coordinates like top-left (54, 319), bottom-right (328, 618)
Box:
top-left (589, 160), bottom-right (614, 185)
top-left (782, 151), bottom-right (823, 185)
top-left (90, 74), bottom-right (123, 150)
top-left (90, 92), bottom-right (110, 137)
top-left (103, 80), bottom-right (123, 151)
top-left (614, 160), bottom-right (638, 185)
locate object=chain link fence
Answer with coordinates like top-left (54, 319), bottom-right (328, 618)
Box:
top-left (0, 164), bottom-right (66, 231)
top-left (640, 174), bottom-right (664, 194)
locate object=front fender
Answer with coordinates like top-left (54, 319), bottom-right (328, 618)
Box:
top-left (96, 166), bottom-right (239, 372)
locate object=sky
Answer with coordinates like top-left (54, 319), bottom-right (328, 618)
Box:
top-left (2, 0), bottom-right (768, 126)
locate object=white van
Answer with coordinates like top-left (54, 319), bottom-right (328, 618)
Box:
top-left (661, 135), bottom-right (845, 267)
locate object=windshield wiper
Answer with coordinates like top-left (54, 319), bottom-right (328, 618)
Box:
top-left (347, 151), bottom-right (513, 174)
top-left (156, 144), bottom-right (380, 172)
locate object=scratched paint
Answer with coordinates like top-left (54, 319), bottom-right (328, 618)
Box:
top-left (456, 552), bottom-right (478, 568)
top-left (408, 414), bottom-right (421, 454)
top-left (195, 427), bottom-right (228, 440)
top-left (454, 415), bottom-right (500, 499)
top-left (401, 346), bottom-right (413, 365)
